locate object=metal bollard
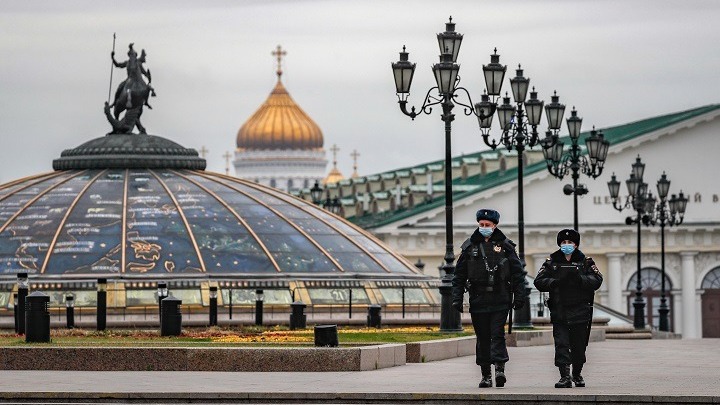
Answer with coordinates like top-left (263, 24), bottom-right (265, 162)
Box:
top-left (289, 300), bottom-right (307, 330)
top-left (17, 273), bottom-right (29, 335)
top-left (97, 278), bottom-right (107, 331)
top-left (209, 286), bottom-right (218, 326)
top-left (65, 294), bottom-right (75, 329)
top-left (25, 291), bottom-right (50, 343)
top-left (160, 296), bottom-right (182, 337)
top-left (13, 293), bottom-right (18, 334)
top-left (367, 304), bottom-right (382, 328)
top-left (314, 324), bottom-right (338, 347)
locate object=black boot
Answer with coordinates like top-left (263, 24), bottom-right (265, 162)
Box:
top-left (494, 362), bottom-right (506, 387)
top-left (554, 365), bottom-right (572, 388)
top-left (572, 364), bottom-right (585, 387)
top-left (479, 365), bottom-right (493, 388)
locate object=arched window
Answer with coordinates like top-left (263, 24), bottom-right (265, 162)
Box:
top-left (522, 152), bottom-right (529, 168)
top-left (270, 178), bottom-right (277, 188)
top-left (481, 160), bottom-right (487, 175)
top-left (499, 158), bottom-right (507, 173)
top-left (702, 267), bottom-right (720, 289)
top-left (287, 179), bottom-right (294, 190)
top-left (408, 193), bottom-right (415, 208)
top-left (303, 179), bottom-right (309, 189)
top-left (626, 267), bottom-right (674, 331)
top-left (461, 164), bottom-right (468, 180)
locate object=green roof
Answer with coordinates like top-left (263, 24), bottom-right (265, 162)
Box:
top-left (346, 104), bottom-right (720, 229)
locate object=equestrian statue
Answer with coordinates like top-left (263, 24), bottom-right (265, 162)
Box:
top-left (105, 42), bottom-right (156, 134)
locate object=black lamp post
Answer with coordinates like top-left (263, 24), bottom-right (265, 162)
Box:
top-left (16, 272), bottom-right (29, 335)
top-left (641, 172), bottom-right (688, 331)
top-left (65, 293), bottom-right (75, 329)
top-left (97, 278), bottom-right (107, 331)
top-left (607, 155), bottom-right (651, 330)
top-left (478, 65), bottom-right (574, 329)
top-left (157, 281), bottom-right (168, 323)
top-left (255, 289), bottom-right (264, 326)
top-left (392, 17), bottom-right (479, 332)
top-left (209, 286), bottom-right (218, 326)
top-left (543, 113), bottom-right (610, 231)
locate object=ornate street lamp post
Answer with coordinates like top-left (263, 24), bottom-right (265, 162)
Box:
top-left (607, 155), bottom-right (651, 330)
top-left (310, 181), bottom-right (323, 205)
top-left (641, 172), bottom-right (688, 331)
top-left (543, 117), bottom-right (610, 231)
top-left (391, 18), bottom-right (470, 332)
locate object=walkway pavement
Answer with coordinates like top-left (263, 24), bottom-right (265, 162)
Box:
top-left (0, 339), bottom-right (718, 404)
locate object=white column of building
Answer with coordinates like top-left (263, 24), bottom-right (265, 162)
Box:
top-left (606, 253), bottom-right (625, 313)
top-left (681, 251), bottom-right (698, 339)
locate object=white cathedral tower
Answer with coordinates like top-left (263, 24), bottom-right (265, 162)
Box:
top-left (234, 46), bottom-right (327, 192)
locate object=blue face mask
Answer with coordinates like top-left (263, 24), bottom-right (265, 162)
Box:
top-left (560, 244), bottom-right (576, 255)
top-left (478, 226), bottom-right (494, 238)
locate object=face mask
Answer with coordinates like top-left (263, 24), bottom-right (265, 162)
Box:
top-left (560, 244), bottom-right (575, 255)
top-left (478, 226), bottom-right (494, 238)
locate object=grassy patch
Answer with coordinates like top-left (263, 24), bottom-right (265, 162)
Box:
top-left (0, 326), bottom-right (473, 347)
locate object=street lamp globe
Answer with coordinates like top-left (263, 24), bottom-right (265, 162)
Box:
top-left (496, 95), bottom-right (516, 131)
top-left (436, 17), bottom-right (463, 63)
top-left (566, 107), bottom-right (582, 141)
top-left (432, 51), bottom-right (459, 95)
top-left (482, 49), bottom-right (506, 96)
top-left (474, 92), bottom-right (495, 129)
top-left (657, 172), bottom-right (671, 200)
top-left (509, 65), bottom-right (530, 104)
top-left (392, 46), bottom-right (416, 99)
top-left (310, 181), bottom-right (323, 205)
top-left (544, 91), bottom-right (566, 131)
top-left (524, 88), bottom-right (544, 126)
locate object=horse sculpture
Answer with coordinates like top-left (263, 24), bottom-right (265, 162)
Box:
top-left (107, 43), bottom-right (156, 134)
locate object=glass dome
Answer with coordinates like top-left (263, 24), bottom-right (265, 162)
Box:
top-left (0, 169), bottom-right (424, 281)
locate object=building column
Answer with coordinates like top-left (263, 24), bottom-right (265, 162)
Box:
top-left (606, 253), bottom-right (625, 313)
top-left (681, 251), bottom-right (698, 339)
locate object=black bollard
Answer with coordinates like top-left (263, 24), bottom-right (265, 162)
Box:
top-left (290, 300), bottom-right (307, 330)
top-left (255, 289), bottom-right (264, 326)
top-left (209, 286), bottom-right (218, 326)
top-left (367, 304), bottom-right (382, 328)
top-left (314, 324), bottom-right (338, 347)
top-left (65, 294), bottom-right (75, 329)
top-left (160, 296), bottom-right (182, 337)
top-left (97, 278), bottom-right (107, 331)
top-left (17, 273), bottom-right (29, 335)
top-left (25, 291), bottom-right (50, 343)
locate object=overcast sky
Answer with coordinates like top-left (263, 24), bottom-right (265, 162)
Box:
top-left (1, 0), bottom-right (718, 183)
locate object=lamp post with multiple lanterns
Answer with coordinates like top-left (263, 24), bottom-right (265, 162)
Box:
top-left (640, 172), bottom-right (688, 331)
top-left (607, 155), bottom-right (652, 330)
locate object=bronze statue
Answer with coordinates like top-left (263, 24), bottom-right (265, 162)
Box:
top-left (107, 43), bottom-right (156, 134)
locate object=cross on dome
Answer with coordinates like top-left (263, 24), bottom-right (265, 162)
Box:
top-left (272, 45), bottom-right (287, 79)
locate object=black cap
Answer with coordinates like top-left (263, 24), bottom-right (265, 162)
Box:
top-left (476, 209), bottom-right (500, 224)
top-left (557, 228), bottom-right (580, 247)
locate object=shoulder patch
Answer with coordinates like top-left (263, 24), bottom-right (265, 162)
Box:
top-left (460, 238), bottom-right (472, 251)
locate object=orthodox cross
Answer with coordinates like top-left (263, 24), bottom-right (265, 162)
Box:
top-left (222, 151), bottom-right (232, 175)
top-left (199, 146), bottom-right (209, 159)
top-left (330, 144), bottom-right (340, 169)
top-left (272, 45), bottom-right (287, 78)
top-left (351, 149), bottom-right (360, 178)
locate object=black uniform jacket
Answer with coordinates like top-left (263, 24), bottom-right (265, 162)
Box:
top-left (452, 228), bottom-right (527, 313)
top-left (534, 249), bottom-right (603, 324)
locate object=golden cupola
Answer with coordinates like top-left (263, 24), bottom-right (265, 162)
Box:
top-left (236, 47), bottom-right (324, 151)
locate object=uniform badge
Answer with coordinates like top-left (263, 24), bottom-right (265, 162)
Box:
top-left (493, 245), bottom-right (502, 253)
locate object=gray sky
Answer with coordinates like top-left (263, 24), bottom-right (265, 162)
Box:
top-left (1, 0), bottom-right (719, 183)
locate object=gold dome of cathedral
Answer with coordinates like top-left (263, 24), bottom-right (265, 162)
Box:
top-left (236, 46), bottom-right (324, 151)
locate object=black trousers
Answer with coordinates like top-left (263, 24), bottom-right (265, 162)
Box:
top-left (471, 310), bottom-right (509, 366)
top-left (552, 321), bottom-right (589, 367)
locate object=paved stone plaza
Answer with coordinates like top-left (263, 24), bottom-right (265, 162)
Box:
top-left (0, 339), bottom-right (718, 404)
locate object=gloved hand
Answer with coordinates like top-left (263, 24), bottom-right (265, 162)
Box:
top-left (452, 301), bottom-right (464, 313)
top-left (512, 299), bottom-right (525, 310)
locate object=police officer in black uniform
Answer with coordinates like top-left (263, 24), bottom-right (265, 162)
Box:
top-left (534, 229), bottom-right (603, 388)
top-left (452, 209), bottom-right (528, 388)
